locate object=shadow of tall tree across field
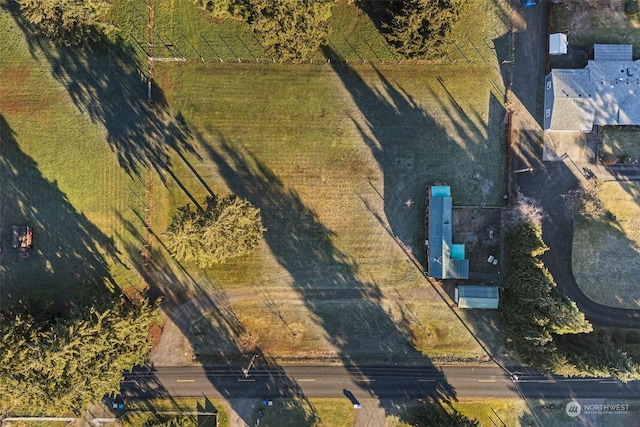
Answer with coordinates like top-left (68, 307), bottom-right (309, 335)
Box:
top-left (202, 135), bottom-right (457, 418)
top-left (321, 46), bottom-right (506, 263)
top-left (0, 114), bottom-right (119, 307)
top-left (2, 0), bottom-right (198, 180)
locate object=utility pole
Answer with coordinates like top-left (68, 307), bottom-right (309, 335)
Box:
top-left (514, 167), bottom-right (533, 174)
top-left (242, 354), bottom-right (258, 378)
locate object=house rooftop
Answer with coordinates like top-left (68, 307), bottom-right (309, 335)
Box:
top-left (457, 285), bottom-right (499, 309)
top-left (594, 43), bottom-right (632, 62)
top-left (427, 186), bottom-right (469, 280)
top-left (545, 44), bottom-right (640, 131)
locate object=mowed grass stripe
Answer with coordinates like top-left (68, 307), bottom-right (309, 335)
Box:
top-left (147, 60), bottom-right (503, 360)
top-left (0, 4), bottom-right (148, 300)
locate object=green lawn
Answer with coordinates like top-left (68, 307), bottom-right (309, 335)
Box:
top-left (0, 0), bottom-right (148, 305)
top-left (252, 398), bottom-right (356, 427)
top-left (131, 0), bottom-right (510, 364)
top-left (603, 127), bottom-right (640, 161)
top-left (144, 56), bottom-right (506, 362)
top-left (454, 398), bottom-right (531, 426)
top-left (573, 181), bottom-right (640, 308)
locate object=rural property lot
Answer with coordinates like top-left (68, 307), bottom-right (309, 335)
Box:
top-left (148, 58), bottom-right (508, 365)
top-left (573, 181), bottom-right (640, 309)
top-left (0, 0), bottom-right (511, 365)
top-left (0, 3), bottom-right (515, 423)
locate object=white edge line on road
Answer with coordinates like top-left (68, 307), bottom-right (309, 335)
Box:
top-left (599, 381), bottom-right (618, 384)
top-left (356, 379), bottom-right (376, 382)
top-left (238, 379), bottom-right (256, 382)
top-left (176, 379), bottom-right (195, 383)
top-left (297, 379), bottom-right (316, 382)
top-left (418, 379), bottom-right (435, 382)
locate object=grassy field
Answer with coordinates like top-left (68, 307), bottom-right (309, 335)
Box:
top-left (551, 1), bottom-right (640, 54)
top-left (1, 0), bottom-right (509, 366)
top-left (145, 56), bottom-right (506, 363)
top-left (455, 397), bottom-right (531, 426)
top-left (0, 0), bottom-right (148, 305)
top-left (130, 0), bottom-right (511, 365)
top-left (251, 398), bottom-right (357, 427)
top-left (573, 181), bottom-right (640, 308)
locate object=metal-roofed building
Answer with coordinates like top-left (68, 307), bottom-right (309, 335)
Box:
top-left (544, 44), bottom-right (640, 132)
top-left (426, 185), bottom-right (469, 280)
top-left (455, 285), bottom-right (499, 309)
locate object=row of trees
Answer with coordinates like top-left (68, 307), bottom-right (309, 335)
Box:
top-left (198, 0), bottom-right (462, 61)
top-left (502, 206), bottom-right (640, 380)
top-left (0, 297), bottom-right (159, 413)
top-left (17, 0), bottom-right (463, 59)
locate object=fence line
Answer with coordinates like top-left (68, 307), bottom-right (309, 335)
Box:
top-left (125, 31), bottom-right (506, 68)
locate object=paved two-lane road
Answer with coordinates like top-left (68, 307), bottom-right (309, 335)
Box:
top-left (121, 365), bottom-right (640, 401)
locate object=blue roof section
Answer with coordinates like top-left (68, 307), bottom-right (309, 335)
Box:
top-left (451, 244), bottom-right (465, 260)
top-left (427, 186), bottom-right (469, 279)
top-left (458, 285), bottom-right (499, 309)
top-left (431, 186), bottom-right (451, 198)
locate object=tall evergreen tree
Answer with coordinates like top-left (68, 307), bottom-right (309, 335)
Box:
top-left (16, 0), bottom-right (115, 46)
top-left (164, 194), bottom-right (266, 268)
top-left (384, 0), bottom-right (462, 59)
top-left (246, 0), bottom-right (334, 62)
top-left (0, 298), bottom-right (159, 414)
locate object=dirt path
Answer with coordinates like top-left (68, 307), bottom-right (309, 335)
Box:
top-left (150, 286), bottom-right (445, 366)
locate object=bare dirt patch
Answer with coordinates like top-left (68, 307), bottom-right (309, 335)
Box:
top-left (552, 1), bottom-right (640, 46)
top-left (452, 207), bottom-right (503, 281)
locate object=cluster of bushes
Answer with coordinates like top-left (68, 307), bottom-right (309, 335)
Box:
top-left (502, 221), bottom-right (640, 381)
top-left (16, 0), bottom-right (116, 46)
top-left (601, 153), bottom-right (638, 166)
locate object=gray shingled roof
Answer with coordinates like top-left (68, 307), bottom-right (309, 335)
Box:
top-left (589, 60), bottom-right (640, 125)
top-left (594, 44), bottom-right (632, 62)
top-left (545, 44), bottom-right (640, 131)
top-left (547, 69), bottom-right (595, 131)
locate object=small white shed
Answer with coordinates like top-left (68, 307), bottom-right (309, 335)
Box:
top-left (549, 33), bottom-right (568, 55)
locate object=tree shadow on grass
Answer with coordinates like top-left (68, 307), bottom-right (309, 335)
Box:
top-left (116, 208), bottom-right (320, 426)
top-left (2, 1), bottom-right (198, 181)
top-left (201, 134), bottom-right (457, 419)
top-left (0, 114), bottom-right (119, 306)
top-left (321, 46), bottom-right (507, 264)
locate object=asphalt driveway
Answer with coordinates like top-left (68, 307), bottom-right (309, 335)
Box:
top-left (509, 0), bottom-right (640, 327)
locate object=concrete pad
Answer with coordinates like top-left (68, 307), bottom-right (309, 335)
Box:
top-left (543, 131), bottom-right (591, 162)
